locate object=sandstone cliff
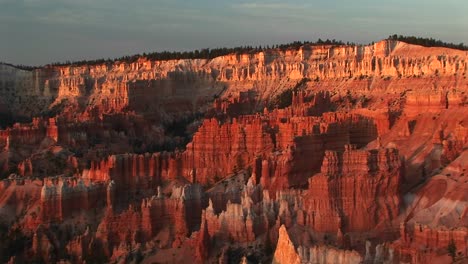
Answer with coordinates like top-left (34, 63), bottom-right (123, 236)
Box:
top-left (0, 40), bottom-right (467, 263)
top-left (2, 40), bottom-right (466, 120)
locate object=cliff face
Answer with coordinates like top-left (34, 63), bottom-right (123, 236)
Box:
top-left (2, 40), bottom-right (466, 120)
top-left (40, 177), bottom-right (106, 222)
top-left (0, 64), bottom-right (54, 119)
top-left (0, 41), bottom-right (467, 263)
top-left (273, 225), bottom-right (362, 264)
top-left (306, 145), bottom-right (402, 232)
top-left (273, 225), bottom-right (301, 264)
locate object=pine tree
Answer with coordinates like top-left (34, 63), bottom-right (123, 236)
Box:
top-left (448, 239), bottom-right (457, 261)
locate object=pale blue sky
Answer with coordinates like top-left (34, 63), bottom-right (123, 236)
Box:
top-left (1, 0), bottom-right (467, 65)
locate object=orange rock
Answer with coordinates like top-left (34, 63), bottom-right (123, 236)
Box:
top-left (0, 41), bottom-right (467, 263)
top-left (306, 146), bottom-right (402, 232)
top-left (272, 225), bottom-right (301, 264)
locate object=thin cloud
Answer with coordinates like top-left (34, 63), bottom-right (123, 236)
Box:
top-left (232, 2), bottom-right (307, 10)
top-left (230, 2), bottom-right (329, 22)
top-left (0, 0), bottom-right (466, 65)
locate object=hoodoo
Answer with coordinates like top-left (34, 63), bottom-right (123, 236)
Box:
top-left (0, 39), bottom-right (467, 263)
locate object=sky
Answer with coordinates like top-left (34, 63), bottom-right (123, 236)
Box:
top-left (1, 0), bottom-right (467, 66)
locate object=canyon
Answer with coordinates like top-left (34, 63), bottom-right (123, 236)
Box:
top-left (0, 39), bottom-right (467, 263)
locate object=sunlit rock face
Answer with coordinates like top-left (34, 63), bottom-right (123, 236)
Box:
top-left (0, 40), bottom-right (467, 263)
top-left (2, 40), bottom-right (466, 120)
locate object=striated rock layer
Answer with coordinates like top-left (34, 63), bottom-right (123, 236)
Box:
top-left (1, 40), bottom-right (466, 120)
top-left (306, 145), bottom-right (402, 233)
top-left (273, 225), bottom-right (362, 264)
top-left (0, 40), bottom-right (467, 263)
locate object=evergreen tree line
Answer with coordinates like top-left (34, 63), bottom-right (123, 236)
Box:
top-left (4, 35), bottom-right (466, 70)
top-left (268, 77), bottom-right (310, 110)
top-left (388, 34), bottom-right (467, 50)
top-left (0, 62), bottom-right (39, 71)
top-left (2, 39), bottom-right (347, 70)
top-left (45, 39), bottom-right (348, 67)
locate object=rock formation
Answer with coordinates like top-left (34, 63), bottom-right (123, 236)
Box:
top-left (273, 225), bottom-right (363, 264)
top-left (273, 225), bottom-right (301, 264)
top-left (0, 40), bottom-right (467, 263)
top-left (304, 145), bottom-right (402, 233)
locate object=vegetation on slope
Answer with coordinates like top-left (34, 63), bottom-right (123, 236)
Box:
top-left (0, 62), bottom-right (39, 71)
top-left (45, 39), bottom-right (347, 67)
top-left (388, 34), bottom-right (467, 50)
top-left (3, 35), bottom-right (467, 71)
top-left (268, 78), bottom-right (310, 110)
top-left (2, 39), bottom-right (346, 70)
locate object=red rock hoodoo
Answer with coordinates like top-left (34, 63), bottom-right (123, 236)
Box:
top-left (0, 40), bottom-right (467, 263)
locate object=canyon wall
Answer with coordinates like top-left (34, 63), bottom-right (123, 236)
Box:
top-left (305, 145), bottom-right (402, 233)
top-left (0, 41), bottom-right (467, 263)
top-left (2, 40), bottom-right (466, 120)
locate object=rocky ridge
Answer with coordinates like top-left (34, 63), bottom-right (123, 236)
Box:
top-left (0, 40), bottom-right (467, 263)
